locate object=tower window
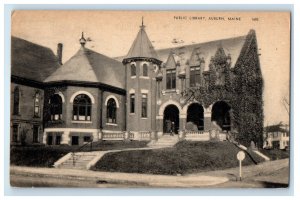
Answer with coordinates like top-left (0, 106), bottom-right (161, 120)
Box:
top-left (141, 94), bottom-right (147, 118)
top-left (142, 64), bottom-right (148, 77)
top-left (131, 64), bottom-right (136, 77)
top-left (107, 98), bottom-right (117, 124)
top-left (190, 66), bottom-right (201, 87)
top-left (166, 69), bottom-right (176, 89)
top-left (13, 86), bottom-right (20, 115)
top-left (130, 94), bottom-right (135, 113)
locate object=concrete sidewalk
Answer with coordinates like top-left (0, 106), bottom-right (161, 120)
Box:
top-left (189, 158), bottom-right (289, 184)
top-left (10, 166), bottom-right (228, 187)
top-left (10, 158), bottom-right (289, 188)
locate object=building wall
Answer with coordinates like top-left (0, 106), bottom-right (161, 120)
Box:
top-left (102, 91), bottom-right (126, 132)
top-left (10, 82), bottom-right (44, 144)
top-left (43, 85), bottom-right (126, 145)
top-left (126, 61), bottom-right (157, 133)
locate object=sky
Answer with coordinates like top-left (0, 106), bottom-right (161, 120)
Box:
top-left (11, 11), bottom-right (290, 126)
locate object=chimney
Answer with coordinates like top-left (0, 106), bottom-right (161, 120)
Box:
top-left (57, 43), bottom-right (63, 65)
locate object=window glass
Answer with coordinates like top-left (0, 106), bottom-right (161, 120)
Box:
top-left (131, 64), bottom-right (136, 76)
top-left (190, 66), bottom-right (201, 87)
top-left (12, 124), bottom-right (18, 142)
top-left (73, 94), bottom-right (92, 121)
top-left (13, 87), bottom-right (20, 115)
top-left (166, 69), bottom-right (176, 89)
top-left (142, 64), bottom-right (148, 76)
top-left (50, 94), bottom-right (63, 121)
top-left (130, 94), bottom-right (135, 113)
top-left (141, 94), bottom-right (147, 118)
top-left (34, 92), bottom-right (40, 117)
top-left (107, 98), bottom-right (117, 123)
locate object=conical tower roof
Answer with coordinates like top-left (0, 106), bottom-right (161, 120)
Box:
top-left (123, 19), bottom-right (161, 65)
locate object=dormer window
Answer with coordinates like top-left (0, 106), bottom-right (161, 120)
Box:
top-left (190, 66), bottom-right (201, 87)
top-left (166, 69), bottom-right (176, 90)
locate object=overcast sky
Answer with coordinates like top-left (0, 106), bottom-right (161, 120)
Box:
top-left (11, 11), bottom-right (290, 126)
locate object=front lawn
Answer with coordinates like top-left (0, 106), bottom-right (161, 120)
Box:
top-left (92, 140), bottom-right (263, 175)
top-left (10, 146), bottom-right (69, 167)
top-left (260, 149), bottom-right (290, 160)
top-left (10, 140), bottom-right (149, 167)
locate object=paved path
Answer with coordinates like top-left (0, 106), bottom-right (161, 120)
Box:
top-left (10, 166), bottom-right (228, 187)
top-left (10, 159), bottom-right (289, 188)
top-left (189, 158), bottom-right (289, 184)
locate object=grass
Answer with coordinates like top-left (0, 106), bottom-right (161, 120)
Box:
top-left (10, 146), bottom-right (69, 167)
top-left (259, 149), bottom-right (290, 160)
top-left (92, 140), bottom-right (264, 175)
top-left (10, 140), bottom-right (149, 167)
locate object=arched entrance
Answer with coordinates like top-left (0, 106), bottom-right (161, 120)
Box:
top-left (211, 101), bottom-right (231, 131)
top-left (163, 105), bottom-right (179, 134)
top-left (186, 103), bottom-right (204, 131)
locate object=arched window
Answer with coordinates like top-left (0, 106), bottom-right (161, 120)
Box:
top-left (131, 64), bottom-right (136, 76)
top-left (142, 63), bottom-right (148, 76)
top-left (13, 87), bottom-right (20, 115)
top-left (73, 94), bottom-right (91, 121)
top-left (49, 94), bottom-right (63, 121)
top-left (34, 92), bottom-right (40, 117)
top-left (107, 98), bottom-right (117, 124)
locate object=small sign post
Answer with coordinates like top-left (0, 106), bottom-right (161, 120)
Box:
top-left (237, 151), bottom-right (246, 181)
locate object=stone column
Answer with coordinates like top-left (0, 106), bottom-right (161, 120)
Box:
top-left (204, 108), bottom-right (212, 131)
top-left (156, 116), bottom-right (163, 138)
top-left (179, 114), bottom-right (186, 132)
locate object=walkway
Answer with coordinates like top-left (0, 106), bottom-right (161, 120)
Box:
top-left (10, 166), bottom-right (229, 187)
top-left (10, 159), bottom-right (289, 188)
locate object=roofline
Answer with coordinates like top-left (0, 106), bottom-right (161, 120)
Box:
top-left (122, 57), bottom-right (162, 65)
top-left (11, 75), bottom-right (126, 95)
top-left (11, 75), bottom-right (44, 89)
top-left (44, 80), bottom-right (126, 95)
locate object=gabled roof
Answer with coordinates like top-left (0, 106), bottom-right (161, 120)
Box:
top-left (124, 25), bottom-right (158, 60)
top-left (116, 34), bottom-right (247, 71)
top-left (156, 35), bottom-right (246, 71)
top-left (11, 36), bottom-right (61, 82)
top-left (264, 123), bottom-right (289, 133)
top-left (45, 47), bottom-right (125, 89)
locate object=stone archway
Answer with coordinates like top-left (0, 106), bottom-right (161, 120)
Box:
top-left (186, 103), bottom-right (204, 131)
top-left (211, 101), bottom-right (231, 131)
top-left (163, 105), bottom-right (179, 134)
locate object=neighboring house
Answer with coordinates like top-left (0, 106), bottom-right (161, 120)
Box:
top-left (264, 123), bottom-right (290, 150)
top-left (10, 36), bottom-right (61, 145)
top-left (10, 20), bottom-right (263, 146)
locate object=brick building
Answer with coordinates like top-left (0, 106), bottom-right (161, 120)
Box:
top-left (11, 21), bottom-right (263, 146)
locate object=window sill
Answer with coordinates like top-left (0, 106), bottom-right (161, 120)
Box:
top-left (106, 123), bottom-right (118, 126)
top-left (131, 76), bottom-right (136, 79)
top-left (71, 121), bottom-right (92, 124)
top-left (164, 89), bottom-right (177, 93)
top-left (129, 113), bottom-right (135, 115)
top-left (141, 117), bottom-right (148, 119)
top-left (140, 76), bottom-right (149, 79)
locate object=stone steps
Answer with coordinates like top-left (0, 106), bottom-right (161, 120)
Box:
top-left (148, 135), bottom-right (179, 148)
top-left (56, 152), bottom-right (99, 170)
